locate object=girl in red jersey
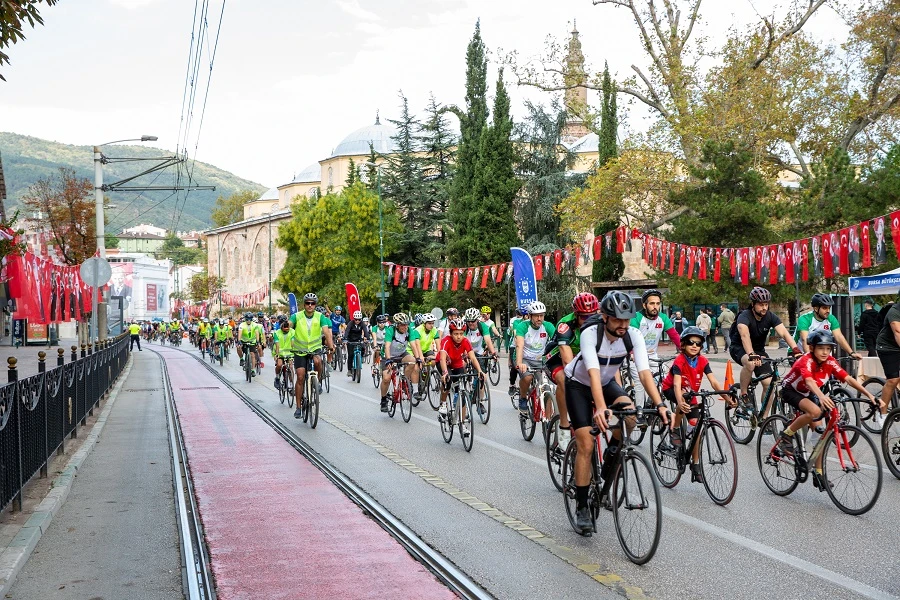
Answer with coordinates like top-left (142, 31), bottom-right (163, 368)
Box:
top-left (438, 319), bottom-right (485, 437)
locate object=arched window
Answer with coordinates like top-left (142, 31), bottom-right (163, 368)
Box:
top-left (232, 247), bottom-right (239, 278)
top-left (221, 248), bottom-right (229, 279)
top-left (327, 167), bottom-right (334, 187)
top-left (254, 244), bottom-right (262, 276)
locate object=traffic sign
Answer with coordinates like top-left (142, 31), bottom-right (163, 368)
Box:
top-left (79, 257), bottom-right (112, 288)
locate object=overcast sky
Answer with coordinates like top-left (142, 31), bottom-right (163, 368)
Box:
top-left (0, 0), bottom-right (846, 189)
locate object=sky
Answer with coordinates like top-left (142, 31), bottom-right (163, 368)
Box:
top-left (0, 0), bottom-right (847, 189)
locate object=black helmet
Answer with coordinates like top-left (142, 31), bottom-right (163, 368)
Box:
top-left (749, 287), bottom-right (771, 304)
top-left (811, 293), bottom-right (833, 308)
top-left (641, 289), bottom-right (662, 304)
top-left (680, 326), bottom-right (705, 344)
top-left (376, 314), bottom-right (388, 324)
top-left (807, 329), bottom-right (837, 347)
top-left (600, 291), bottom-right (637, 319)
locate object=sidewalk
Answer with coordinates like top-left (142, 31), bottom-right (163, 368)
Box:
top-left (4, 351), bottom-right (182, 599)
top-left (0, 336), bottom-right (78, 379)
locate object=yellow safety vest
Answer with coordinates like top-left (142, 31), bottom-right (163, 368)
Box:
top-left (129, 324), bottom-right (140, 335)
top-left (291, 314), bottom-right (324, 355)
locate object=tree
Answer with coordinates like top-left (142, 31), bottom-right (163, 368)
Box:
top-left (105, 232), bottom-right (120, 249)
top-left (210, 189), bottom-right (257, 227)
top-left (158, 233), bottom-right (205, 265)
top-left (598, 62), bottom-right (617, 166)
top-left (21, 167), bottom-right (95, 264)
top-left (188, 270), bottom-right (224, 301)
top-left (275, 182), bottom-right (401, 308)
top-left (592, 220), bottom-right (624, 283)
top-left (1, 0), bottom-right (59, 81)
top-left (446, 20), bottom-right (489, 265)
top-left (420, 93), bottom-right (455, 259)
top-left (345, 157), bottom-right (358, 187)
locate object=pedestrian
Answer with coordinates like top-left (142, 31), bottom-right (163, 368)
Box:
top-left (129, 321), bottom-right (142, 351)
top-left (718, 303), bottom-right (735, 351)
top-left (672, 311), bottom-right (686, 334)
top-left (874, 297), bottom-right (900, 427)
top-left (706, 308), bottom-right (719, 354)
top-left (695, 309), bottom-right (711, 352)
top-left (858, 299), bottom-right (880, 356)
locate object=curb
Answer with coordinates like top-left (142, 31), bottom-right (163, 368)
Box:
top-left (0, 353), bottom-right (134, 596)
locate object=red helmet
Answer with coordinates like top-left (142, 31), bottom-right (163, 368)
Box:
top-left (572, 292), bottom-right (599, 315)
top-left (448, 318), bottom-right (465, 331)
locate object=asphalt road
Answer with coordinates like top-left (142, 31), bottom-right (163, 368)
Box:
top-left (166, 341), bottom-right (900, 600)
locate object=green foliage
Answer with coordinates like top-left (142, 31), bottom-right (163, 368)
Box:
top-left (598, 62), bottom-right (618, 166)
top-left (592, 220), bottom-right (624, 283)
top-left (0, 0), bottom-right (59, 81)
top-left (0, 133), bottom-right (265, 231)
top-left (210, 189), bottom-right (258, 227)
top-left (105, 232), bottom-right (120, 249)
top-left (420, 93), bottom-right (455, 261)
top-left (345, 157), bottom-right (358, 187)
top-left (188, 270), bottom-right (224, 301)
top-left (275, 182), bottom-right (400, 310)
top-left (158, 233), bottom-right (205, 265)
top-left (0, 210), bottom-right (26, 259)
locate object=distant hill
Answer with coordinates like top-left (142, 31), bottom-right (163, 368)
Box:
top-left (0, 132), bottom-right (267, 232)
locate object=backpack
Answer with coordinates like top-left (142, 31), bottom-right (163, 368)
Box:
top-left (575, 314), bottom-right (633, 366)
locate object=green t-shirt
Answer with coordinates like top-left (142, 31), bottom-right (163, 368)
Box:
top-left (794, 311), bottom-right (840, 342)
top-left (384, 325), bottom-right (420, 356)
top-left (464, 321), bottom-right (492, 355)
top-left (238, 322), bottom-right (260, 343)
top-left (546, 313), bottom-right (580, 358)
top-left (513, 319), bottom-right (556, 361)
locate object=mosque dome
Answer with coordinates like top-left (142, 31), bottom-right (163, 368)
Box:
top-left (331, 114), bottom-right (398, 157)
top-left (292, 162), bottom-right (321, 184)
top-left (258, 187), bottom-right (279, 201)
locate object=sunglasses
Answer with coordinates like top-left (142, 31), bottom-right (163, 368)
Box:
top-left (304, 301), bottom-right (316, 306)
top-left (684, 340), bottom-right (703, 347)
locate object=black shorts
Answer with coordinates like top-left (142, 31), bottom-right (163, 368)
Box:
top-left (565, 377), bottom-right (630, 430)
top-left (781, 386), bottom-right (821, 411)
top-left (729, 346), bottom-right (773, 378)
top-left (662, 387), bottom-right (702, 421)
top-left (293, 353), bottom-right (319, 371)
top-left (879, 350), bottom-right (900, 379)
top-left (441, 367), bottom-right (466, 391)
top-left (545, 353), bottom-right (564, 380)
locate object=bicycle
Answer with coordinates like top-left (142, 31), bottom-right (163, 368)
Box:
top-left (371, 346), bottom-right (383, 388)
top-left (519, 363), bottom-right (554, 442)
top-left (757, 400), bottom-right (882, 515)
top-left (419, 360), bottom-right (441, 410)
top-left (650, 390), bottom-right (738, 505)
top-left (296, 350), bottom-right (325, 429)
top-left (626, 356), bottom-right (675, 445)
top-left (212, 339), bottom-right (225, 366)
top-left (561, 403), bottom-right (663, 564)
top-left (725, 356), bottom-right (795, 445)
top-left (858, 375), bottom-right (900, 434)
top-left (330, 339), bottom-right (345, 373)
top-left (206, 338), bottom-right (217, 365)
top-left (240, 342), bottom-right (258, 383)
top-left (484, 353), bottom-right (501, 387)
top-left (469, 356), bottom-right (492, 425)
top-left (346, 341), bottom-right (366, 384)
top-left (385, 359), bottom-right (413, 423)
top-left (439, 372), bottom-right (476, 452)
top-left (881, 406), bottom-right (900, 479)
top-left (278, 356), bottom-right (295, 408)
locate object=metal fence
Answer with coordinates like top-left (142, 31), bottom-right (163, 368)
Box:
top-left (0, 334), bottom-right (130, 512)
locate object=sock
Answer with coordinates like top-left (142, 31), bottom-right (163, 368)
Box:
top-left (784, 427), bottom-right (795, 437)
top-left (575, 485), bottom-right (589, 508)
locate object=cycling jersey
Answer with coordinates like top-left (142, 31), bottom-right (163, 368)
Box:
top-left (330, 313), bottom-right (346, 335)
top-left (415, 324), bottom-right (439, 353)
top-left (344, 321), bottom-right (370, 343)
top-left (794, 311), bottom-right (840, 342)
top-left (373, 325), bottom-right (387, 344)
top-left (661, 353), bottom-right (712, 392)
top-left (384, 325), bottom-right (420, 357)
top-left (545, 313), bottom-right (580, 358)
top-left (464, 321), bottom-right (492, 355)
top-left (200, 324), bottom-right (213, 339)
top-left (440, 336), bottom-right (473, 369)
top-left (630, 312), bottom-right (676, 355)
top-left (513, 319), bottom-right (556, 361)
top-left (781, 353), bottom-right (848, 395)
top-left (213, 325), bottom-right (229, 342)
top-left (564, 325), bottom-right (648, 387)
top-left (238, 322), bottom-right (260, 344)
top-left (273, 329), bottom-right (295, 357)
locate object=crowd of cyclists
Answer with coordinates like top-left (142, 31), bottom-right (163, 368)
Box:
top-left (137, 284), bottom-right (896, 564)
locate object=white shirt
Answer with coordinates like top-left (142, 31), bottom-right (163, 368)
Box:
top-left (565, 325), bottom-right (649, 386)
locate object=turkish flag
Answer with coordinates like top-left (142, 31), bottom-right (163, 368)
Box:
top-left (801, 241), bottom-right (809, 281)
top-left (741, 248), bottom-right (750, 285)
top-left (839, 228), bottom-right (850, 275)
top-left (553, 249), bottom-right (562, 274)
top-left (713, 248), bottom-right (721, 282)
top-left (463, 268), bottom-right (473, 290)
top-left (687, 247), bottom-right (697, 279)
top-left (849, 225), bottom-right (861, 271)
top-left (785, 244), bottom-right (795, 283)
top-left (480, 267), bottom-right (489, 288)
top-left (823, 233), bottom-right (834, 278)
top-left (678, 245), bottom-right (686, 277)
top-left (891, 211), bottom-right (900, 261)
top-left (730, 248), bottom-right (736, 278)
top-left (769, 246), bottom-right (778, 284)
top-left (437, 268), bottom-right (445, 291)
top-left (667, 243), bottom-right (675, 273)
top-left (862, 221), bottom-right (872, 267)
top-left (407, 267), bottom-right (415, 289)
top-left (452, 269), bottom-right (460, 291)
top-left (496, 262), bottom-right (507, 283)
top-left (593, 236), bottom-right (602, 261)
top-left (616, 226), bottom-right (625, 253)
top-left (423, 268), bottom-right (431, 289)
top-left (393, 266), bottom-right (402, 286)
top-left (534, 256), bottom-right (543, 281)
top-left (643, 238), bottom-right (651, 264)
top-left (699, 248), bottom-right (708, 280)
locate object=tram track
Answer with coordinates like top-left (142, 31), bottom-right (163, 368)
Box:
top-left (154, 343), bottom-right (492, 600)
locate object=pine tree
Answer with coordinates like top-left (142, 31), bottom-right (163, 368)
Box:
top-left (420, 93), bottom-right (455, 261)
top-left (591, 220), bottom-right (624, 283)
top-left (598, 62), bottom-right (617, 166)
top-left (447, 20), bottom-right (489, 265)
top-left (345, 157), bottom-right (358, 187)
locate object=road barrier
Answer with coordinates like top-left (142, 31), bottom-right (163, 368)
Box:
top-left (0, 334), bottom-right (130, 512)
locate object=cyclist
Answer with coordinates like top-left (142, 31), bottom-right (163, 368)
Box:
top-left (343, 310), bottom-right (371, 377)
top-left (289, 293), bottom-right (335, 417)
top-left (372, 314), bottom-right (388, 367)
top-left (236, 313), bottom-right (262, 374)
top-left (730, 287), bottom-right (802, 411)
top-left (563, 291), bottom-right (670, 534)
top-left (515, 301), bottom-right (555, 414)
top-left (659, 326), bottom-right (730, 483)
top-left (212, 318), bottom-right (229, 358)
top-left (480, 305), bottom-right (502, 341)
top-left (272, 318), bottom-right (295, 389)
top-left (795, 293), bottom-right (861, 359)
top-left (439, 307), bottom-right (461, 341)
top-left (508, 307), bottom-right (526, 397)
top-left (379, 313), bottom-right (422, 412)
top-left (544, 292), bottom-right (599, 448)
top-left (416, 313), bottom-right (440, 364)
top-left (462, 307), bottom-right (497, 406)
top-left (776, 329), bottom-right (876, 490)
top-left (330, 305), bottom-right (346, 341)
top-left (199, 318), bottom-right (213, 353)
top-left (632, 290), bottom-right (681, 354)
top-left (438, 318), bottom-right (486, 437)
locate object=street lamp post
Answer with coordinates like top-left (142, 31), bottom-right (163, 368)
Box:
top-left (262, 212), bottom-right (274, 312)
top-left (365, 162), bottom-right (386, 315)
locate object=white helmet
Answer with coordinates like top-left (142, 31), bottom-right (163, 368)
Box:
top-left (464, 307), bottom-right (481, 322)
top-left (528, 301), bottom-right (546, 315)
top-left (422, 313), bottom-right (436, 323)
top-left (352, 310), bottom-right (363, 319)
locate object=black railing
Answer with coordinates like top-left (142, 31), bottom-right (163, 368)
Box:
top-left (0, 334), bottom-right (131, 512)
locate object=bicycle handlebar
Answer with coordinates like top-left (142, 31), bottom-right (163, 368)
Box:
top-left (648, 356), bottom-right (676, 364)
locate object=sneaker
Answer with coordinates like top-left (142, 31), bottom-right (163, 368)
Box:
top-left (518, 397), bottom-right (529, 414)
top-left (811, 472), bottom-right (833, 492)
top-left (462, 423), bottom-right (471, 437)
top-left (240, 359), bottom-right (245, 367)
top-left (319, 383), bottom-right (323, 393)
top-left (380, 397), bottom-right (389, 413)
top-left (250, 370), bottom-right (256, 377)
top-left (274, 378), bottom-right (281, 389)
top-left (557, 426), bottom-right (571, 449)
top-left (413, 392), bottom-right (423, 402)
top-left (438, 403), bottom-right (448, 416)
top-left (508, 385), bottom-right (516, 397)
top-left (575, 506), bottom-right (592, 535)
top-left (873, 411), bottom-right (886, 429)
top-left (690, 463), bottom-right (704, 484)
top-left (656, 439), bottom-right (677, 457)
top-left (293, 407), bottom-right (302, 419)
top-left (476, 402), bottom-right (485, 416)
top-left (774, 433), bottom-right (794, 457)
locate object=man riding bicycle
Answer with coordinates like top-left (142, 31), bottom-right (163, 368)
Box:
top-left (379, 313), bottom-right (422, 412)
top-left (343, 311), bottom-right (371, 376)
top-left (198, 318), bottom-right (213, 353)
top-left (563, 291), bottom-right (669, 534)
top-left (415, 313), bottom-right (440, 364)
top-left (289, 293), bottom-right (335, 417)
top-left (212, 318), bottom-right (229, 358)
top-left (272, 318), bottom-right (295, 389)
top-left (515, 301), bottom-right (555, 414)
top-left (438, 318), bottom-right (486, 437)
top-left (236, 313), bottom-right (262, 375)
top-left (795, 293), bottom-right (860, 359)
top-left (464, 307), bottom-right (498, 409)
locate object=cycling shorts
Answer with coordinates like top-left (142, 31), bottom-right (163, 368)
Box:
top-left (729, 347), bottom-right (773, 378)
top-left (662, 387), bottom-right (701, 422)
top-left (545, 353), bottom-right (565, 380)
top-left (293, 353), bottom-right (320, 371)
top-left (781, 386), bottom-right (821, 411)
top-left (441, 366), bottom-right (466, 391)
top-left (565, 377), bottom-right (630, 430)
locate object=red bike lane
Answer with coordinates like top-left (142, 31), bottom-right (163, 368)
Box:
top-left (158, 347), bottom-right (455, 600)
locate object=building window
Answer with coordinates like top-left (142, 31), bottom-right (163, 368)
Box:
top-left (232, 247), bottom-right (239, 278)
top-left (254, 244), bottom-right (262, 276)
top-left (328, 167), bottom-right (333, 187)
top-left (221, 249), bottom-right (229, 277)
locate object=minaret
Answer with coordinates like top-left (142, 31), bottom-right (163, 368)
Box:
top-left (562, 22), bottom-right (590, 144)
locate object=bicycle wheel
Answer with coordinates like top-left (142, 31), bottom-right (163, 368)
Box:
top-left (649, 422), bottom-right (681, 488)
top-left (218, 346), bottom-right (224, 366)
top-left (440, 401), bottom-right (454, 443)
top-left (286, 373), bottom-right (295, 408)
top-left (561, 440), bottom-right (581, 533)
top-left (337, 347), bottom-right (344, 372)
top-left (628, 403), bottom-right (649, 445)
top-left (545, 414), bottom-right (564, 492)
top-left (477, 379), bottom-right (491, 425)
top-left (245, 354), bottom-right (252, 383)
top-left (372, 365), bottom-right (381, 388)
top-left (388, 388), bottom-right (397, 418)
top-left (725, 394), bottom-right (757, 445)
top-left (520, 392), bottom-right (537, 441)
top-left (860, 377), bottom-right (887, 433)
top-left (355, 352), bottom-right (362, 383)
top-left (881, 408), bottom-right (900, 479)
top-left (301, 387), bottom-right (310, 423)
top-left (756, 415), bottom-right (798, 496)
top-left (821, 425), bottom-right (881, 515)
top-left (612, 452), bottom-right (662, 565)
top-left (279, 376), bottom-right (287, 404)
top-left (308, 377), bottom-right (320, 429)
top-left (324, 365), bottom-right (330, 393)
top-left (830, 388), bottom-right (860, 447)
top-left (428, 372), bottom-right (442, 411)
top-left (699, 420), bottom-right (738, 505)
top-left (400, 379), bottom-right (413, 423)
top-left (488, 358), bottom-right (500, 386)
top-left (460, 391), bottom-right (474, 452)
